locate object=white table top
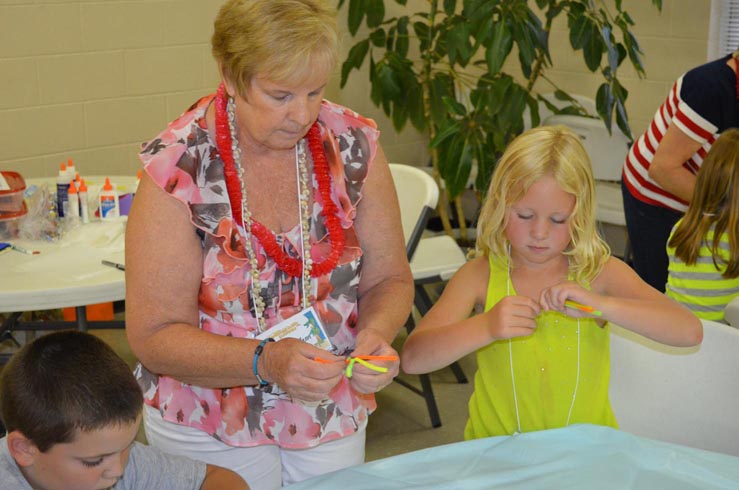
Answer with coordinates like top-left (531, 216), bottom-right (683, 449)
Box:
top-left (0, 176), bottom-right (134, 313)
top-left (286, 424), bottom-right (739, 489)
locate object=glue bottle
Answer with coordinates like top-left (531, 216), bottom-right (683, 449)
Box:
top-left (78, 179), bottom-right (90, 224)
top-left (66, 158), bottom-right (76, 180)
top-left (67, 178), bottom-right (80, 219)
top-left (56, 162), bottom-right (71, 217)
top-left (99, 177), bottom-right (120, 221)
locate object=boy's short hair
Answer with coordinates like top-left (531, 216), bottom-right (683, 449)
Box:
top-left (0, 330), bottom-right (143, 452)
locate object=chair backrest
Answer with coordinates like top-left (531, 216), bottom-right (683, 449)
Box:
top-left (725, 297), bottom-right (739, 328)
top-left (542, 114), bottom-right (630, 182)
top-left (609, 320), bottom-right (739, 456)
top-left (523, 92), bottom-right (597, 131)
top-left (389, 163), bottom-right (439, 259)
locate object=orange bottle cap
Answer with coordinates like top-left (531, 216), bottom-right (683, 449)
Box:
top-left (103, 177), bottom-right (113, 191)
top-left (68, 181), bottom-right (78, 194)
top-left (60, 162), bottom-right (66, 171)
top-left (68, 158), bottom-right (74, 167)
top-left (79, 180), bottom-right (87, 192)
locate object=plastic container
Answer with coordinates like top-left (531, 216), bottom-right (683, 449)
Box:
top-left (0, 202), bottom-right (27, 240)
top-left (99, 177), bottom-right (119, 220)
top-left (0, 171), bottom-right (27, 213)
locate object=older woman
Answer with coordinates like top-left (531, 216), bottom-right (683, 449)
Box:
top-left (124, 1), bottom-right (413, 488)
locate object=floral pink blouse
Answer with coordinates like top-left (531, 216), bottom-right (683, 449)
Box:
top-left (135, 94), bottom-right (379, 449)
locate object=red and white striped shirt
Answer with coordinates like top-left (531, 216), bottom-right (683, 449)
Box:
top-left (623, 55), bottom-right (738, 212)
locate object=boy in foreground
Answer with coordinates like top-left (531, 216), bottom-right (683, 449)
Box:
top-left (0, 330), bottom-right (248, 490)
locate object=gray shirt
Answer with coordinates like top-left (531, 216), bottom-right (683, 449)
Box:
top-left (0, 437), bottom-right (206, 489)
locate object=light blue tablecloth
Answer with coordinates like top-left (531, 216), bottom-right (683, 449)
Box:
top-left (286, 424), bottom-right (739, 489)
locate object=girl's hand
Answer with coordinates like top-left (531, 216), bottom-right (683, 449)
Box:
top-left (347, 328), bottom-right (400, 394)
top-left (485, 295), bottom-right (540, 341)
top-left (539, 281), bottom-right (598, 318)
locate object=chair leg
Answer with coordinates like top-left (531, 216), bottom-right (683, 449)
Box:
top-left (449, 361), bottom-right (469, 384)
top-left (418, 373), bottom-right (442, 428)
top-left (414, 283), bottom-right (468, 384)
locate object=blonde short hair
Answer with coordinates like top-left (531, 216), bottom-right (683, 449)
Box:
top-left (212, 0), bottom-right (338, 96)
top-left (475, 125), bottom-right (610, 283)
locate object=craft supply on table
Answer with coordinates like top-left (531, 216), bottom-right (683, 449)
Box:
top-left (101, 260), bottom-right (125, 271)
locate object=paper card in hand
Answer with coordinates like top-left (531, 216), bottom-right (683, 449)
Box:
top-left (256, 306), bottom-right (333, 351)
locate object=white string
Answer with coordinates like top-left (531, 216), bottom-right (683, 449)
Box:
top-left (506, 253), bottom-right (580, 434)
top-left (506, 256), bottom-right (522, 434)
top-left (565, 319), bottom-right (581, 426)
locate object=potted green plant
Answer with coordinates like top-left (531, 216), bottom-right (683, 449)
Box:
top-left (339, 0), bottom-right (661, 243)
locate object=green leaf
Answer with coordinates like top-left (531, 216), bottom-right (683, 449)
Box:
top-left (439, 132), bottom-right (473, 198)
top-left (370, 28), bottom-right (386, 47)
top-left (526, 95), bottom-right (541, 127)
top-left (595, 82), bottom-right (614, 132)
top-left (407, 81), bottom-right (427, 132)
top-left (366, 0), bottom-right (385, 28)
top-left (623, 30), bottom-right (645, 77)
top-left (601, 25), bottom-right (618, 74)
top-left (347, 0), bottom-right (367, 36)
top-left (391, 99), bottom-right (409, 132)
top-left (340, 39), bottom-right (370, 87)
top-left (568, 12), bottom-right (588, 49)
top-left (396, 16), bottom-right (410, 57)
top-left (430, 120), bottom-right (462, 148)
top-left (442, 96), bottom-right (468, 116)
top-left (444, 0), bottom-right (457, 16)
top-left (486, 21), bottom-right (512, 75)
top-left (430, 73), bottom-right (455, 127)
top-left (582, 34), bottom-right (604, 71)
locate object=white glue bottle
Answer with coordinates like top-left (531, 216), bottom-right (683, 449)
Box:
top-left (99, 177), bottom-right (120, 220)
top-left (67, 178), bottom-right (80, 219)
top-left (56, 162), bottom-right (71, 217)
top-left (78, 179), bottom-right (90, 224)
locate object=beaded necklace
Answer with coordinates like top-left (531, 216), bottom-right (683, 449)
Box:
top-left (214, 83), bottom-right (346, 330)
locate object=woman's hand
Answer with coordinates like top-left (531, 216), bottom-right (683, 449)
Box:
top-left (346, 328), bottom-right (400, 394)
top-left (261, 339), bottom-right (345, 402)
top-left (485, 295), bottom-right (540, 341)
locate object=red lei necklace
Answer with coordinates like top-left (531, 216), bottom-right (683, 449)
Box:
top-left (214, 83), bottom-right (345, 278)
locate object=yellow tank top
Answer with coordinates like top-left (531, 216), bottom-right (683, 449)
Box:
top-left (464, 255), bottom-right (617, 439)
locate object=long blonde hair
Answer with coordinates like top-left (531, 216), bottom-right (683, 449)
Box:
top-left (476, 125), bottom-right (610, 283)
top-left (668, 128), bottom-right (739, 278)
top-left (211, 0), bottom-right (338, 96)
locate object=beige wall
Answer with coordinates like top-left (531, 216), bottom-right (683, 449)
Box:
top-left (0, 0), bottom-right (710, 179)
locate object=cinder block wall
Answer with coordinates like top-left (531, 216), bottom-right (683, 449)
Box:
top-left (0, 0), bottom-right (710, 179)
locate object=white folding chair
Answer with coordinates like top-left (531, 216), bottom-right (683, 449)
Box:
top-left (542, 113), bottom-right (631, 260)
top-left (523, 92), bottom-right (597, 131)
top-left (609, 320), bottom-right (739, 456)
top-left (389, 164), bottom-right (468, 428)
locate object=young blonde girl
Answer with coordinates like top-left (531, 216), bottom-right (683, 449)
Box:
top-left (401, 125), bottom-right (702, 439)
top-left (666, 128), bottom-right (739, 323)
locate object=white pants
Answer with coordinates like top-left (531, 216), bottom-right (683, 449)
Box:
top-left (143, 405), bottom-right (366, 490)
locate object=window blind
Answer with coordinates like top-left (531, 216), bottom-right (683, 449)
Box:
top-left (717, 0), bottom-right (739, 56)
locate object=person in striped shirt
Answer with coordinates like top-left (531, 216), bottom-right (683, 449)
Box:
top-left (666, 129), bottom-right (739, 324)
top-left (621, 50), bottom-right (739, 292)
